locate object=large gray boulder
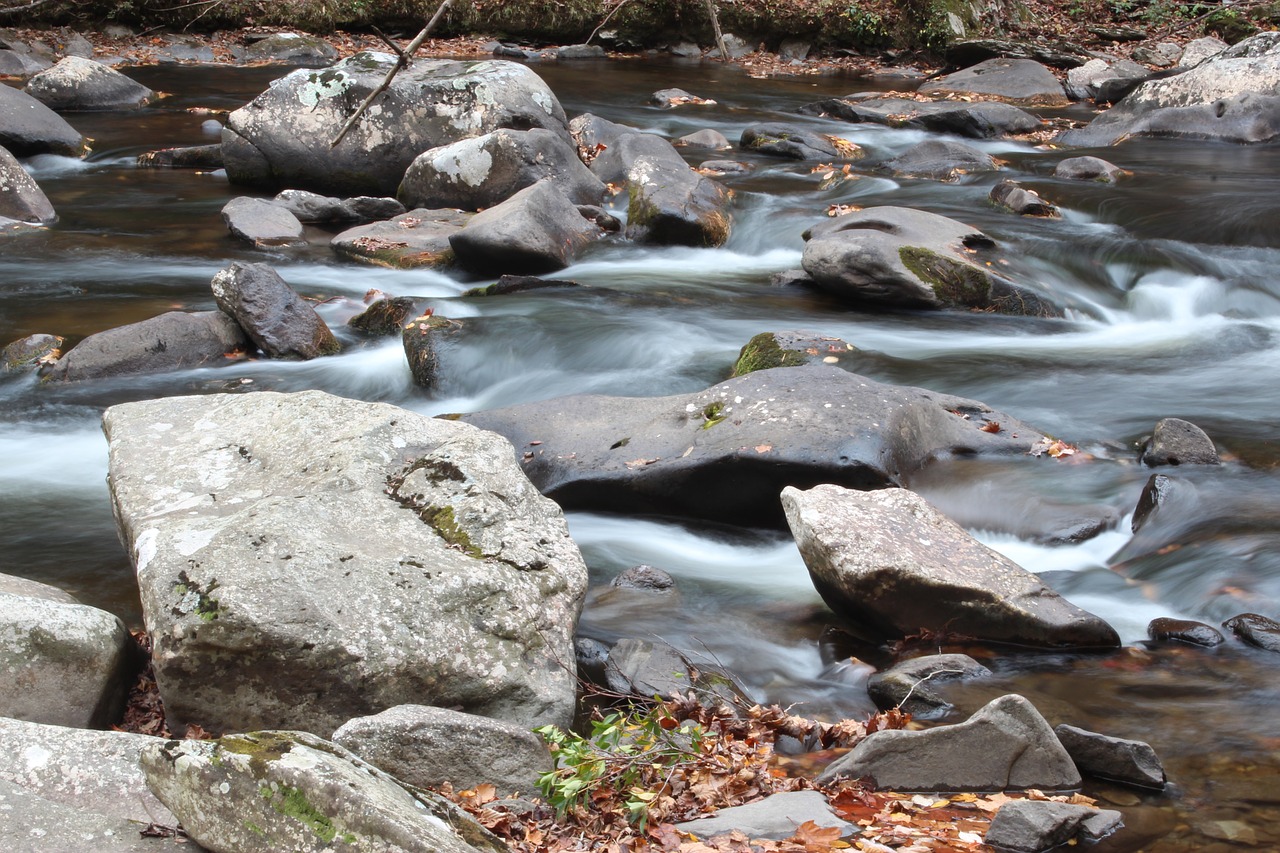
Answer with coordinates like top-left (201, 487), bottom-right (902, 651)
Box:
top-left (104, 391), bottom-right (588, 734)
top-left (398, 127), bottom-right (604, 211)
top-left (461, 364), bottom-right (1053, 528)
top-left (210, 262), bottom-right (340, 359)
top-left (800, 96), bottom-right (1041, 138)
top-left (801, 206), bottom-right (1061, 316)
top-left (223, 53), bottom-right (571, 196)
top-left (0, 580), bottom-right (134, 728)
top-left (141, 732), bottom-right (502, 853)
top-left (780, 485), bottom-right (1119, 648)
top-left (817, 694), bottom-right (1083, 791)
top-left (0, 49), bottom-right (51, 77)
top-left (448, 178), bottom-right (602, 274)
top-left (242, 31), bottom-right (339, 67)
top-left (1062, 32), bottom-right (1280, 145)
top-left (885, 139), bottom-right (997, 181)
top-left (1064, 57), bottom-right (1148, 102)
top-left (920, 58), bottom-right (1068, 106)
top-left (0, 144), bottom-right (56, 224)
top-left (0, 81), bottom-right (87, 156)
top-left (587, 131), bottom-right (682, 186)
top-left (40, 311), bottom-right (248, 382)
top-left (332, 704), bottom-right (551, 795)
top-left (23, 56), bottom-right (154, 111)
top-left (331, 208), bottom-right (470, 269)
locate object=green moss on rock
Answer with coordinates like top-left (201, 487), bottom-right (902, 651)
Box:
top-left (898, 246), bottom-right (991, 307)
top-left (732, 332), bottom-right (809, 376)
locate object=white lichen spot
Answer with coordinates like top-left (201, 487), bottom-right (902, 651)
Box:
top-left (532, 89), bottom-right (554, 115)
top-left (152, 423), bottom-right (174, 432)
top-left (391, 435), bottom-right (406, 449)
top-left (135, 528), bottom-right (159, 573)
top-left (431, 138), bottom-right (493, 187)
top-left (218, 781), bottom-right (231, 794)
top-left (175, 527), bottom-right (216, 557)
top-left (296, 71), bottom-right (352, 108)
top-left (22, 745), bottom-right (52, 770)
top-left (277, 748), bottom-right (321, 772)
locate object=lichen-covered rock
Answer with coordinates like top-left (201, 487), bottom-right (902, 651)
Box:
top-left (817, 694), bottom-right (1083, 790)
top-left (23, 56), bottom-right (153, 111)
top-left (0, 144), bottom-right (56, 224)
top-left (398, 127), bottom-right (604, 211)
top-left (885, 139), bottom-right (996, 181)
top-left (781, 485), bottom-right (1119, 648)
top-left (740, 123), bottom-right (861, 160)
top-left (331, 208), bottom-right (470, 269)
top-left (141, 731), bottom-right (502, 853)
top-left (223, 53), bottom-right (571, 196)
top-left (104, 391), bottom-right (588, 734)
top-left (221, 196), bottom-right (306, 248)
top-left (448, 178), bottom-right (602, 274)
top-left (800, 96), bottom-right (1041, 138)
top-left (40, 311), bottom-right (248, 382)
top-left (0, 581), bottom-right (134, 728)
top-left (1140, 417), bottom-right (1220, 466)
top-left (0, 82), bottom-right (86, 156)
top-left (210, 262), bottom-right (340, 359)
top-left (332, 704), bottom-right (551, 795)
top-left (801, 206), bottom-right (1061, 316)
top-left (0, 779), bottom-right (196, 853)
top-left (919, 58), bottom-right (1069, 106)
top-left (243, 32), bottom-right (339, 67)
top-left (0, 333), bottom-right (62, 371)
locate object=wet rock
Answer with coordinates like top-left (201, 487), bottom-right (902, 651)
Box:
top-left (555, 43), bottom-right (606, 59)
top-left (1180, 36), bottom-right (1229, 68)
top-left (461, 364), bottom-right (1056, 528)
top-left (568, 111), bottom-right (638, 152)
top-left (867, 654), bottom-right (992, 718)
top-left (625, 148), bottom-right (732, 247)
top-left (1222, 613), bottom-right (1280, 653)
top-left (331, 208), bottom-right (470, 269)
top-left (575, 636), bottom-right (611, 684)
top-left (1055, 723), bottom-right (1166, 789)
top-left (985, 800), bottom-right (1121, 852)
top-left (242, 31), bottom-right (338, 66)
top-left (1147, 617), bottom-right (1225, 647)
top-left (2, 334), bottom-right (61, 371)
top-left (801, 206), bottom-right (1061, 316)
top-left (104, 390), bottom-right (588, 733)
top-left (0, 578), bottom-right (134, 727)
top-left (1133, 42), bottom-right (1183, 67)
top-left (274, 188), bottom-right (405, 223)
top-left (449, 179), bottom-right (602, 274)
top-left (650, 87), bottom-right (711, 107)
top-left (990, 180), bottom-right (1059, 216)
top-left (221, 195), bottom-right (306, 247)
top-left (740, 122), bottom-right (861, 160)
top-left (348, 296), bottom-right (419, 336)
top-left (41, 311), bottom-right (248, 381)
top-left (612, 564), bottom-right (675, 592)
top-left (731, 330), bottom-right (856, 376)
top-left (818, 694), bottom-right (1082, 790)
top-left (587, 131), bottom-right (682, 186)
top-left (141, 732), bottom-right (501, 853)
top-left (0, 49), bottom-right (51, 77)
top-left (463, 274), bottom-right (580, 297)
top-left (1065, 57), bottom-right (1148, 102)
top-left (402, 312), bottom-right (458, 388)
top-left (0, 778), bottom-right (195, 853)
top-left (676, 791), bottom-right (854, 840)
top-left (800, 96), bottom-right (1041, 139)
top-left (332, 705), bottom-right (551, 795)
top-left (699, 158), bottom-right (749, 175)
top-left (782, 485), bottom-right (1119, 648)
top-left (1140, 417), bottom-right (1220, 466)
top-left (1130, 473), bottom-right (1182, 533)
top-left (1062, 33), bottom-right (1280, 146)
top-left (211, 261), bottom-right (339, 358)
top-left (223, 53), bottom-right (571, 196)
top-left (0, 81), bottom-right (86, 156)
top-left (605, 638), bottom-right (741, 702)
top-left (768, 268), bottom-right (813, 286)
top-left (137, 143), bottom-right (223, 169)
top-left (0, 144), bottom-right (56, 224)
top-left (919, 57), bottom-right (1068, 106)
top-left (676, 128), bottom-right (730, 149)
top-left (1055, 155), bottom-right (1125, 183)
top-left (885, 139), bottom-right (996, 181)
top-left (399, 127), bottom-right (604, 211)
top-left (23, 56), bottom-right (153, 110)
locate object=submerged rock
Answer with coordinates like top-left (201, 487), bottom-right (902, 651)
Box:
top-left (40, 311), bottom-right (248, 381)
top-left (211, 261), bottom-right (340, 359)
top-left (867, 654), bottom-right (992, 718)
top-left (23, 56), bottom-right (153, 110)
top-left (0, 333), bottom-right (62, 371)
top-left (800, 96), bottom-right (1041, 138)
top-left (1055, 155), bottom-right (1126, 183)
top-left (740, 123), bottom-right (861, 160)
top-left (990, 180), bottom-right (1059, 216)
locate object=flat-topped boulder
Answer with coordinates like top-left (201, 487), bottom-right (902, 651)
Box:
top-left (800, 96), bottom-right (1041, 138)
top-left (332, 208), bottom-right (470, 268)
top-left (885, 139), bottom-right (997, 182)
top-left (461, 364), bottom-right (1053, 528)
top-left (919, 58), bottom-right (1068, 106)
top-left (104, 391), bottom-right (587, 734)
top-left (23, 56), bottom-right (154, 110)
top-left (40, 311), bottom-right (248, 382)
top-left (221, 196), bottom-right (306, 248)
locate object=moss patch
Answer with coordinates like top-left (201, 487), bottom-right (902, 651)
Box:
top-left (701, 401), bottom-right (727, 429)
top-left (898, 246), bottom-right (992, 308)
top-left (732, 332), bottom-right (809, 376)
top-left (173, 571), bottom-right (225, 622)
top-left (419, 505), bottom-right (483, 558)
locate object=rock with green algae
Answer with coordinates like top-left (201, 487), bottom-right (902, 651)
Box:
top-left (141, 731), bottom-right (503, 853)
top-left (731, 331), bottom-right (857, 377)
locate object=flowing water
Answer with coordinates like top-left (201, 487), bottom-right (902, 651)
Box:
top-left (3, 58), bottom-right (1280, 850)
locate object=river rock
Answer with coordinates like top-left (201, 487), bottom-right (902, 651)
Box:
top-left (555, 43), bottom-right (605, 60)
top-left (0, 81), bottom-right (86, 156)
top-left (0, 716), bottom-right (178, 826)
top-left (1055, 723), bottom-right (1166, 789)
top-left (137, 142), bottom-right (224, 169)
top-left (1065, 57), bottom-right (1148, 102)
top-left (0, 144), bottom-right (55, 224)
top-left (331, 208), bottom-right (470, 269)
top-left (885, 139), bottom-right (996, 181)
top-left (781, 485), bottom-right (1119, 647)
top-left (1054, 155), bottom-right (1125, 183)
top-left (1062, 32), bottom-right (1280, 146)
top-left (1179, 36), bottom-right (1229, 68)
top-left (985, 800), bottom-right (1122, 852)
top-left (676, 790), bottom-right (854, 840)
top-left (41, 310), bottom-right (248, 382)
top-left (141, 732), bottom-right (502, 853)
top-left (867, 654), bottom-right (992, 718)
top-left (332, 704), bottom-right (551, 795)
top-left (800, 96), bottom-right (1041, 139)
top-left (348, 295), bottom-right (419, 336)
top-left (587, 131), bottom-right (683, 186)
top-left (211, 261), bottom-right (340, 359)
top-left (732, 330), bottom-right (857, 376)
top-left (1133, 42), bottom-right (1183, 67)
top-left (1140, 417), bottom-right (1220, 466)
top-left (740, 123), bottom-right (861, 160)
top-left (449, 178), bottom-right (602, 273)
top-left (402, 312), bottom-right (458, 388)
top-left (944, 37), bottom-right (1092, 69)
top-left (399, 127), bottom-right (604, 211)
top-left (604, 638), bottom-right (741, 702)
top-left (612, 564), bottom-right (675, 592)
top-left (0, 778), bottom-right (196, 853)
top-left (801, 206), bottom-right (1061, 316)
top-left (1, 333), bottom-right (62, 371)
top-left (223, 53), bottom-right (571, 196)
top-left (625, 148), bottom-right (732, 247)
top-left (0, 572), bottom-right (77, 602)
top-left (463, 274), bottom-right (580, 297)
top-left (650, 87), bottom-right (711, 107)
top-left (103, 390), bottom-right (588, 733)
top-left (0, 583), bottom-right (134, 727)
top-left (676, 128), bottom-right (731, 149)
top-left (568, 111), bottom-right (638, 152)
top-left (920, 58), bottom-right (1068, 106)
top-left (1222, 613), bottom-right (1280, 653)
top-left (273, 189), bottom-right (405, 223)
top-left (817, 694), bottom-right (1083, 790)
top-left (23, 56), bottom-right (153, 110)
top-left (221, 196), bottom-right (306, 247)
top-left (990, 179), bottom-right (1059, 216)
top-left (461, 364), bottom-right (1054, 528)
top-left (0, 49), bottom-right (51, 77)
top-left (1147, 617), bottom-right (1224, 647)
top-left (243, 31), bottom-right (338, 66)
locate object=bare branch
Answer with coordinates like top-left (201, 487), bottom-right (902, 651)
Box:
top-left (0, 0), bottom-right (55, 17)
top-left (587, 0), bottom-right (638, 45)
top-left (703, 0), bottom-right (730, 62)
top-left (370, 25), bottom-right (412, 63)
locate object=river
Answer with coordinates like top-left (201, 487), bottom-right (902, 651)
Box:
top-left (2, 57), bottom-right (1279, 851)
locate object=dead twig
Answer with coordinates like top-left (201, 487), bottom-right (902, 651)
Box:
top-left (0, 0), bottom-right (54, 15)
top-left (370, 25), bottom-right (412, 63)
top-left (587, 0), bottom-right (639, 45)
top-left (703, 0), bottom-right (731, 62)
